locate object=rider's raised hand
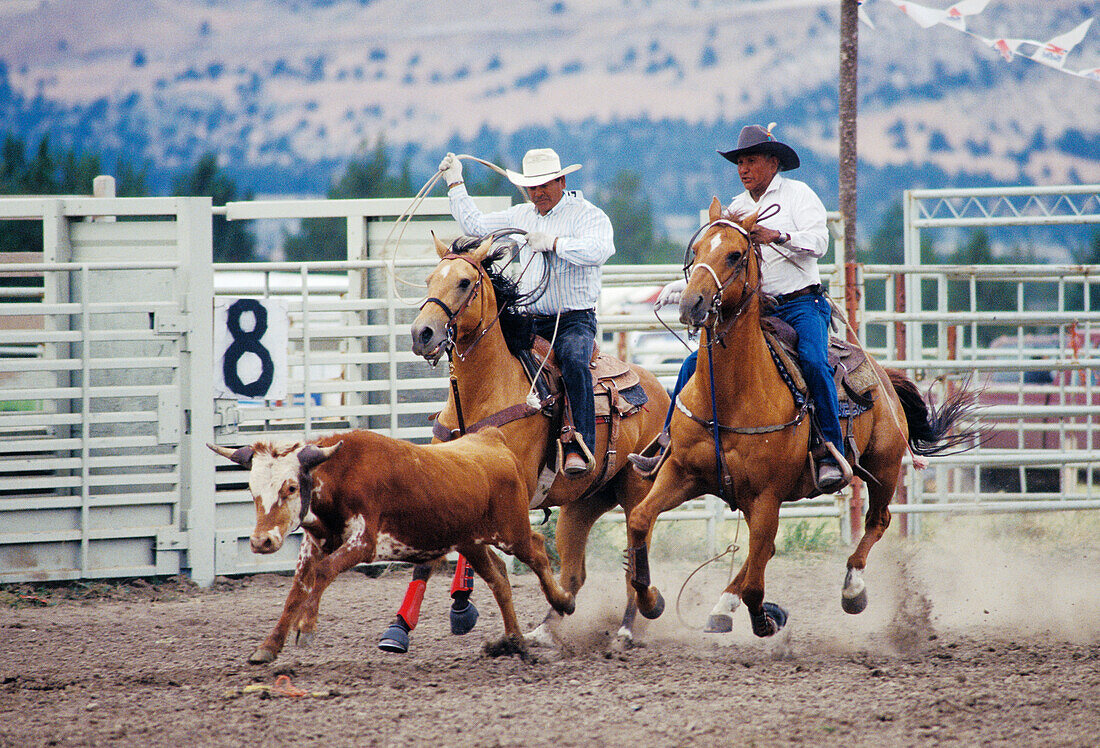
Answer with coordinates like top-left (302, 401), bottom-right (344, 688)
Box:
top-left (438, 153), bottom-right (463, 186)
top-left (654, 278), bottom-right (687, 310)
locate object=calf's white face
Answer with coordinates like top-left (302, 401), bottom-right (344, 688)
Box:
top-left (206, 440), bottom-right (342, 555)
top-left (248, 448), bottom-right (307, 554)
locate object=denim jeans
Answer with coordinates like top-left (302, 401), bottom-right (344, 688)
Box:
top-left (532, 310), bottom-right (597, 451)
top-left (664, 292), bottom-right (843, 452)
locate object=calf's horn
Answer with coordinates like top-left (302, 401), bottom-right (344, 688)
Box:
top-left (298, 441), bottom-right (342, 470)
top-left (207, 442), bottom-right (254, 467)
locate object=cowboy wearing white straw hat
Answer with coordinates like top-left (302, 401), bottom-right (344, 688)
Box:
top-left (630, 123), bottom-right (852, 493)
top-left (438, 148), bottom-right (614, 476)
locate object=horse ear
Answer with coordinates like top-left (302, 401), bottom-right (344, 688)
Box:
top-left (708, 197), bottom-right (723, 223)
top-left (468, 235), bottom-right (494, 265)
top-left (431, 231), bottom-right (449, 259)
top-left (740, 212), bottom-right (759, 232)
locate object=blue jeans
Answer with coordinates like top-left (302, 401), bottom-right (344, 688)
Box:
top-left (532, 310), bottom-right (596, 451)
top-left (664, 292), bottom-right (843, 452)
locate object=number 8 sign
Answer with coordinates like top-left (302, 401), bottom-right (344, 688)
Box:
top-left (214, 298), bottom-right (288, 400)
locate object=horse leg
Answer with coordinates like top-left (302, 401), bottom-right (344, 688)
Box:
top-left (526, 493), bottom-right (612, 647)
top-left (625, 465), bottom-right (703, 620)
top-left (459, 543), bottom-right (527, 657)
top-left (740, 495), bottom-right (789, 637)
top-left (704, 561), bottom-right (749, 633)
top-left (843, 461), bottom-right (898, 614)
top-left (509, 524), bottom-right (576, 617)
top-left (448, 554), bottom-right (480, 635)
top-left (378, 560), bottom-right (438, 653)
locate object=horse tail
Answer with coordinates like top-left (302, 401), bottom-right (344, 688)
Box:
top-left (886, 369), bottom-right (982, 456)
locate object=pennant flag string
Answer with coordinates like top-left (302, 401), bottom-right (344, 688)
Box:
top-left (870, 1), bottom-right (1097, 82)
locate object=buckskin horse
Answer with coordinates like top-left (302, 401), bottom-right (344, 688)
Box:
top-left (625, 198), bottom-right (980, 637)
top-left (398, 232), bottom-right (670, 649)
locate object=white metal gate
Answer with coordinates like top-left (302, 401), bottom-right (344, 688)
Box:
top-left (0, 197), bottom-right (215, 583)
top-left (3, 186), bottom-right (1099, 586)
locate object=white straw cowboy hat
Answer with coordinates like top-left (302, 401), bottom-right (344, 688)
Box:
top-left (718, 123), bottom-right (800, 171)
top-left (505, 148), bottom-right (582, 187)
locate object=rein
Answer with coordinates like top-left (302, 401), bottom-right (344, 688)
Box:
top-left (677, 207), bottom-right (808, 505)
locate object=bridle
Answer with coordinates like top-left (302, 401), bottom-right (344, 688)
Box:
top-left (420, 251), bottom-right (487, 361)
top-left (682, 216), bottom-right (765, 344)
top-left (677, 206), bottom-right (806, 507)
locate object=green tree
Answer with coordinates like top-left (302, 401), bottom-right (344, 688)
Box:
top-left (173, 152), bottom-right (256, 263)
top-left (0, 133), bottom-right (149, 255)
top-left (597, 170), bottom-right (679, 265)
top-left (283, 135), bottom-right (415, 262)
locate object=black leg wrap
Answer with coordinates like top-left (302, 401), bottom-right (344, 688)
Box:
top-left (625, 545), bottom-right (650, 589)
top-left (749, 602), bottom-right (789, 638)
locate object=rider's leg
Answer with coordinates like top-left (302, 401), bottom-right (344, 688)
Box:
top-left (775, 293), bottom-right (850, 489)
top-left (548, 311), bottom-right (597, 471)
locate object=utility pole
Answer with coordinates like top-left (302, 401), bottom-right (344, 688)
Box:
top-left (839, 0), bottom-right (865, 541)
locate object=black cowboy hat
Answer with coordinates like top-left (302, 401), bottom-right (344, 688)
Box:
top-left (718, 123), bottom-right (800, 171)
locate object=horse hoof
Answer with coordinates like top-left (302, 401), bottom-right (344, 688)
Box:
top-left (750, 603), bottom-right (788, 637)
top-left (295, 631), bottom-right (314, 648)
top-left (378, 623), bottom-right (411, 653)
top-left (640, 589), bottom-right (665, 620)
top-left (449, 600), bottom-right (479, 635)
top-left (524, 623), bottom-right (556, 648)
top-left (842, 588), bottom-right (868, 614)
top-left (704, 614), bottom-right (733, 633)
top-left (484, 635), bottom-right (530, 660)
top-left (247, 647), bottom-right (276, 664)
top-left (842, 567), bottom-right (868, 614)
top-left (764, 602), bottom-right (788, 631)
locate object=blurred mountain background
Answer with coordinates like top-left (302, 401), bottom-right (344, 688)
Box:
top-left (1, 0), bottom-right (1098, 262)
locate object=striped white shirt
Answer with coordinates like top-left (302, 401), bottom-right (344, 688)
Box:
top-left (726, 173), bottom-right (829, 297)
top-left (448, 184), bottom-right (614, 314)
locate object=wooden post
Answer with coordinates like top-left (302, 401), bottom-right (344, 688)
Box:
top-left (894, 273), bottom-right (908, 537)
top-left (840, 0), bottom-right (861, 543)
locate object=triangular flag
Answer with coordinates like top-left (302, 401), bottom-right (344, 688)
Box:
top-left (941, 0), bottom-right (990, 32)
top-left (891, 0), bottom-right (946, 29)
top-left (1031, 19), bottom-right (1093, 69)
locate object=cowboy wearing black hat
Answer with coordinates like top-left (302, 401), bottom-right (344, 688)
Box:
top-left (630, 124), bottom-right (851, 493)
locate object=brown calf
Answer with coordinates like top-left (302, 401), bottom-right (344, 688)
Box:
top-left (208, 427), bottom-right (574, 663)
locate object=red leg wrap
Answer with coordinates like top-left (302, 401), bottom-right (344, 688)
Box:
top-left (396, 578), bottom-right (427, 630)
top-left (450, 555), bottom-right (475, 597)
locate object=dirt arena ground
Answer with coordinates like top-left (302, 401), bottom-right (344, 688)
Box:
top-left (2, 522), bottom-right (1098, 747)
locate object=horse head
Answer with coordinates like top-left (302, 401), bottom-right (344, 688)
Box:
top-left (411, 233), bottom-right (498, 365)
top-left (680, 197), bottom-right (761, 329)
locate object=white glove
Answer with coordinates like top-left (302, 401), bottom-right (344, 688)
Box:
top-left (655, 278), bottom-right (687, 310)
top-left (526, 231), bottom-right (557, 253)
top-left (438, 153), bottom-right (463, 186)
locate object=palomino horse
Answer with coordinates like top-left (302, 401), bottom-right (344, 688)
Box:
top-left (626, 198), bottom-right (979, 637)
top-left (407, 233), bottom-right (670, 647)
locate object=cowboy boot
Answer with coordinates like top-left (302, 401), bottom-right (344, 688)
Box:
top-left (627, 432), bottom-right (670, 479)
top-left (817, 446), bottom-right (853, 493)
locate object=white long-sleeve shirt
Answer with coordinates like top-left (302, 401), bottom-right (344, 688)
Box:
top-left (448, 184), bottom-right (614, 314)
top-left (726, 173), bottom-right (829, 297)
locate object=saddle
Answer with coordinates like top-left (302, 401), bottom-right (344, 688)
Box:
top-left (761, 316), bottom-right (877, 414)
top-left (432, 336), bottom-right (649, 502)
top-left (761, 316), bottom-right (879, 488)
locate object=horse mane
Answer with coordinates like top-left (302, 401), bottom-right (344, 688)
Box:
top-left (448, 236), bottom-right (535, 357)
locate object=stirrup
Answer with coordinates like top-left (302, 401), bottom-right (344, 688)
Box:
top-left (628, 431), bottom-right (670, 480)
top-left (812, 442), bottom-right (852, 493)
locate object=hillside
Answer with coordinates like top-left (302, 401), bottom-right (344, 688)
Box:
top-left (1, 0), bottom-right (1098, 236)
